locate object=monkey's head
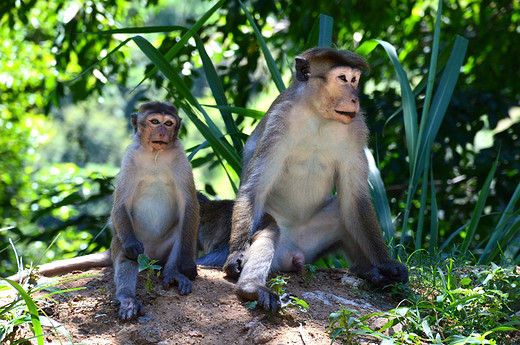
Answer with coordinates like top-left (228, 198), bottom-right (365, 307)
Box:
top-left (131, 101), bottom-right (182, 151)
top-left (294, 47), bottom-right (369, 125)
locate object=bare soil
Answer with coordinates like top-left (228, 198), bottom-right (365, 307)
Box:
top-left (10, 266), bottom-right (405, 344)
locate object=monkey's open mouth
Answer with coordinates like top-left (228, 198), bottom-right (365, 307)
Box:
top-left (152, 141), bottom-right (169, 145)
top-left (335, 110), bottom-right (356, 118)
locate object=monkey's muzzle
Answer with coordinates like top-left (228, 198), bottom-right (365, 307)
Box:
top-left (335, 110), bottom-right (356, 124)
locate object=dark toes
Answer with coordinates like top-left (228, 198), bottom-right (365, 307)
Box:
top-left (119, 297), bottom-right (145, 320)
top-left (257, 289), bottom-right (280, 311)
top-left (162, 273), bottom-right (193, 295)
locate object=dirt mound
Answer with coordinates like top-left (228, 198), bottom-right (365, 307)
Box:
top-left (16, 267), bottom-right (404, 344)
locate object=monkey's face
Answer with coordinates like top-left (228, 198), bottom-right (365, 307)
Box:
top-left (312, 66), bottom-right (362, 125)
top-left (142, 114), bottom-right (179, 151)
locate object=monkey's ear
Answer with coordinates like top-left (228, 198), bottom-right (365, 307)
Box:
top-left (295, 56), bottom-right (310, 82)
top-left (175, 116), bottom-right (182, 134)
top-left (130, 113), bottom-right (139, 133)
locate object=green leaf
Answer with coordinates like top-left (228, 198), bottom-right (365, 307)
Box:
top-left (375, 39), bottom-right (418, 173)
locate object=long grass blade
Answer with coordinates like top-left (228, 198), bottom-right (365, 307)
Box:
top-left (2, 278), bottom-right (44, 345)
top-left (202, 104), bottom-right (265, 120)
top-left (136, 0), bottom-right (226, 87)
top-left (375, 40), bottom-right (418, 172)
top-left (411, 35), bottom-right (468, 195)
top-left (415, 158), bottom-right (430, 250)
top-left (460, 156), bottom-right (498, 255)
top-left (88, 26), bottom-right (186, 34)
top-left (429, 166), bottom-right (439, 254)
top-left (366, 148), bottom-right (395, 251)
top-left (318, 14), bottom-right (333, 47)
top-left (479, 182), bottom-right (520, 263)
top-left (194, 35), bottom-right (243, 151)
top-left (238, 0), bottom-right (285, 93)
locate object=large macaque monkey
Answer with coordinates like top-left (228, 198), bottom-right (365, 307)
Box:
top-left (223, 47), bottom-right (409, 311)
top-left (110, 101), bottom-right (199, 319)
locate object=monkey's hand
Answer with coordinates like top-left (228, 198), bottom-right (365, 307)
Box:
top-left (236, 281), bottom-right (281, 312)
top-left (352, 260), bottom-right (408, 287)
top-left (223, 251), bottom-right (245, 280)
top-left (118, 296), bottom-right (145, 320)
top-left (163, 271), bottom-right (193, 295)
top-left (122, 237), bottom-right (144, 260)
top-left (180, 261), bottom-right (198, 281)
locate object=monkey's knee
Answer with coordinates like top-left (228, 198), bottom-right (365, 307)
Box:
top-left (236, 281), bottom-right (280, 311)
top-left (223, 251), bottom-right (245, 280)
top-left (118, 296), bottom-right (145, 320)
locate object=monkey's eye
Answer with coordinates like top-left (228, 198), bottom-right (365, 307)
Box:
top-left (351, 76), bottom-right (357, 83)
top-left (164, 121), bottom-right (174, 127)
top-left (338, 75), bottom-right (347, 82)
top-left (150, 119), bottom-right (160, 125)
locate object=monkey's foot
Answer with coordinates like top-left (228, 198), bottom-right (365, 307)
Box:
top-left (223, 251), bottom-right (245, 280)
top-left (163, 272), bottom-right (193, 295)
top-left (118, 296), bottom-right (145, 320)
top-left (236, 281), bottom-right (281, 311)
top-left (352, 260), bottom-right (409, 287)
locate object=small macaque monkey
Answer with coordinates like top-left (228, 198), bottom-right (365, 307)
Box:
top-left (222, 47), bottom-right (408, 311)
top-left (7, 102), bottom-right (199, 320)
top-left (110, 101), bottom-right (199, 320)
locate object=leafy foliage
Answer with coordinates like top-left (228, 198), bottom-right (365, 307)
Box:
top-left (329, 258), bottom-right (520, 344)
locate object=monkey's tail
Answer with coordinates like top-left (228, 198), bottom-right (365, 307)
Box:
top-left (197, 247), bottom-right (229, 266)
top-left (6, 250), bottom-right (112, 282)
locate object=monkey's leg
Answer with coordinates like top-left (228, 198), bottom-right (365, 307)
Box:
top-left (236, 220), bottom-right (281, 311)
top-left (162, 239), bottom-right (193, 295)
top-left (113, 253), bottom-right (144, 320)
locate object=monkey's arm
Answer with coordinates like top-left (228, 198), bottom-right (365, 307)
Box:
top-left (225, 117), bottom-right (287, 279)
top-left (111, 161), bottom-right (144, 260)
top-left (178, 179), bottom-right (199, 280)
top-left (336, 155), bottom-right (408, 286)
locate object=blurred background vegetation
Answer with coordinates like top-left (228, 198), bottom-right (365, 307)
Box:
top-left (1, 0), bottom-right (519, 276)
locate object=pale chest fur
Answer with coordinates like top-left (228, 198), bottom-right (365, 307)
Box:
top-left (130, 148), bottom-right (185, 240)
top-left (261, 105), bottom-right (367, 226)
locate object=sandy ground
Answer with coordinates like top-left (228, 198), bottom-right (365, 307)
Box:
top-left (5, 266), bottom-right (406, 344)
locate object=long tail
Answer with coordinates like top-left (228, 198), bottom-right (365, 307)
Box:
top-left (197, 246), bottom-right (229, 266)
top-left (6, 250), bottom-right (112, 282)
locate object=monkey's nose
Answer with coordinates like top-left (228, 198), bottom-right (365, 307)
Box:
top-left (351, 97), bottom-right (358, 104)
